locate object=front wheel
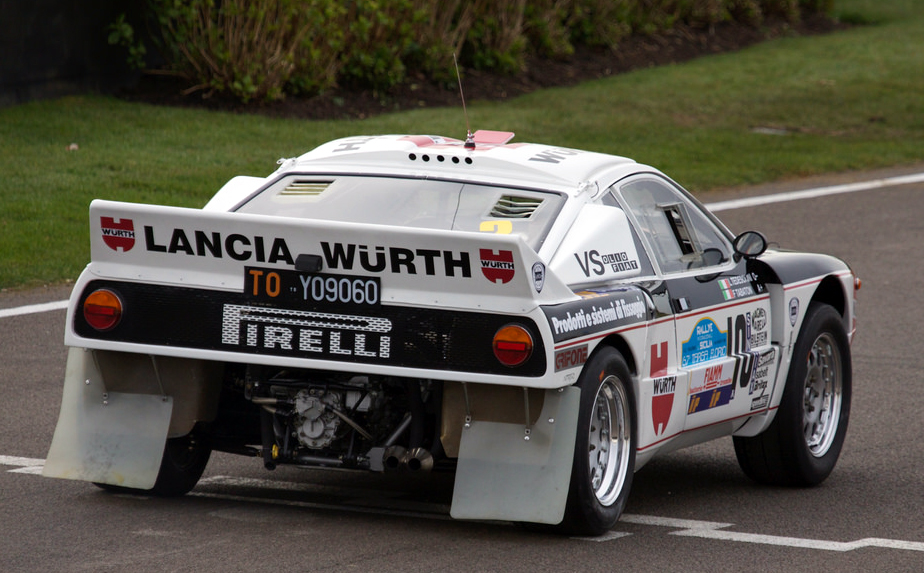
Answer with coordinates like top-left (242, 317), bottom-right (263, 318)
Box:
top-left (95, 433), bottom-right (211, 497)
top-left (734, 302), bottom-right (851, 486)
top-left (560, 347), bottom-right (636, 536)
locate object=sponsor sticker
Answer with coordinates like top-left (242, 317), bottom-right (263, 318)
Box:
top-left (688, 362), bottom-right (735, 414)
top-left (789, 298), bottom-right (799, 326)
top-left (100, 217), bottom-right (135, 252)
top-left (650, 341), bottom-right (674, 436)
top-left (543, 291), bottom-right (648, 342)
top-left (221, 304), bottom-right (392, 360)
top-left (554, 344), bottom-right (588, 372)
top-left (748, 348), bottom-right (776, 411)
top-left (681, 317), bottom-right (727, 367)
top-left (321, 242), bottom-right (471, 278)
top-left (574, 250), bottom-right (640, 278)
top-left (480, 249), bottom-right (515, 284)
top-left (748, 308), bottom-right (768, 347)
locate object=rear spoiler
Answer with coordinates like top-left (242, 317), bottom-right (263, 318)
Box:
top-left (87, 200), bottom-right (576, 313)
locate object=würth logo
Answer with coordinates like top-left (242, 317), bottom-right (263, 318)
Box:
top-left (480, 249), bottom-right (515, 284)
top-left (650, 341), bottom-right (675, 437)
top-left (100, 217), bottom-right (135, 252)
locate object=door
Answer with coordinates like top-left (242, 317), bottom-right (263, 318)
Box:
top-left (615, 176), bottom-right (775, 433)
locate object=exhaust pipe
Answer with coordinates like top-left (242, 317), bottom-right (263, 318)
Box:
top-left (406, 448), bottom-right (433, 472)
top-left (381, 446), bottom-right (433, 472)
top-left (383, 445), bottom-right (407, 471)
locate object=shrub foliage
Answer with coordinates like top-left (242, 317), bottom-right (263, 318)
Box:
top-left (111, 0), bottom-right (831, 102)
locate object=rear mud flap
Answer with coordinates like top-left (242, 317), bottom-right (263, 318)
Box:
top-left (450, 386), bottom-right (580, 525)
top-left (43, 347), bottom-right (173, 489)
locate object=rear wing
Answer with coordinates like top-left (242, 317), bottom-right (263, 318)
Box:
top-left (86, 200), bottom-right (576, 313)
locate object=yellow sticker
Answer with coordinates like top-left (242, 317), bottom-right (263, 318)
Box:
top-left (479, 220), bottom-right (513, 234)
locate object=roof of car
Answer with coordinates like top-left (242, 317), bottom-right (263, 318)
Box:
top-left (286, 132), bottom-right (639, 193)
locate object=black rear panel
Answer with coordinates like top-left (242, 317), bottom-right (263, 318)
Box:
top-left (74, 280), bottom-right (546, 377)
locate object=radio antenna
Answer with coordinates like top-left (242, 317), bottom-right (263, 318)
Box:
top-left (453, 53), bottom-right (475, 149)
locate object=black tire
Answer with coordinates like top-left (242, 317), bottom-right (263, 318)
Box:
top-left (559, 346), bottom-right (636, 536)
top-left (733, 302), bottom-right (851, 486)
top-left (95, 433), bottom-right (211, 497)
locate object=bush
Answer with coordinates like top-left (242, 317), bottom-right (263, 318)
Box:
top-left (288, 1), bottom-right (348, 97)
top-left (151, 0), bottom-right (315, 102)
top-left (111, 0), bottom-right (829, 102)
top-left (338, 0), bottom-right (422, 91)
top-left (466, 0), bottom-right (529, 74)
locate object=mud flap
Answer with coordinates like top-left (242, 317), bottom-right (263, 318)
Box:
top-left (450, 386), bottom-right (580, 524)
top-left (43, 347), bottom-right (173, 489)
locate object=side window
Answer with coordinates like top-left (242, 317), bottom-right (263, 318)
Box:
top-left (617, 178), bottom-right (730, 274)
top-left (601, 192), bottom-right (655, 277)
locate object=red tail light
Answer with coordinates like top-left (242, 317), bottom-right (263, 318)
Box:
top-left (493, 324), bottom-right (533, 367)
top-left (83, 289), bottom-right (123, 331)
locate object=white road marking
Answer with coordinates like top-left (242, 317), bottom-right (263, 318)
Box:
top-left (1, 171), bottom-right (921, 319)
top-left (4, 455), bottom-right (922, 552)
top-left (0, 455), bottom-right (46, 475)
top-left (0, 300), bottom-right (68, 319)
top-left (619, 514), bottom-right (924, 552)
top-left (704, 172), bottom-right (924, 212)
top-left (0, 455), bottom-right (46, 467)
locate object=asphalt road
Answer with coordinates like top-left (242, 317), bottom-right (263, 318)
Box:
top-left (2, 167), bottom-right (923, 572)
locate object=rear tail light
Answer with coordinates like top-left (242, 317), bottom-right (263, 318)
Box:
top-left (83, 289), bottom-right (123, 331)
top-left (493, 324), bottom-right (533, 367)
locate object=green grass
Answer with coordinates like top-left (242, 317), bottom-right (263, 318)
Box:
top-left (1, 0), bottom-right (922, 289)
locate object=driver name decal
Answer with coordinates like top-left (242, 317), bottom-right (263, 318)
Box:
top-left (719, 273), bottom-right (757, 300)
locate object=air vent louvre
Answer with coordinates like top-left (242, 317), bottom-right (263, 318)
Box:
top-left (280, 181), bottom-right (332, 196)
top-left (489, 195), bottom-right (543, 219)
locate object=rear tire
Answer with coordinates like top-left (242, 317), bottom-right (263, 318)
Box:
top-left (734, 302), bottom-right (851, 486)
top-left (559, 347), bottom-right (636, 536)
top-left (95, 433), bottom-right (211, 497)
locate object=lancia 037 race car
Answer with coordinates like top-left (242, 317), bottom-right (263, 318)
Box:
top-left (44, 130), bottom-right (857, 535)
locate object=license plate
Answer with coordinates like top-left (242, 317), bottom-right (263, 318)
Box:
top-left (244, 267), bottom-right (381, 308)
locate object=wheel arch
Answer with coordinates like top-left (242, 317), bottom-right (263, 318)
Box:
top-left (810, 275), bottom-right (847, 318)
top-left (594, 333), bottom-right (638, 377)
top-left (591, 333), bottom-right (641, 438)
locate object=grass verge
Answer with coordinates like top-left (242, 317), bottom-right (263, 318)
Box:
top-left (1, 0), bottom-right (921, 289)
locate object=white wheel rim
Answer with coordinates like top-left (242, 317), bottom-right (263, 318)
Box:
top-left (588, 375), bottom-right (631, 506)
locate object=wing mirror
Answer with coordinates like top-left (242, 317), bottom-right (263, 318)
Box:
top-left (733, 231), bottom-right (768, 260)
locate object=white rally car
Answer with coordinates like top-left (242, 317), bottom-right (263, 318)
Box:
top-left (44, 131), bottom-right (857, 535)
